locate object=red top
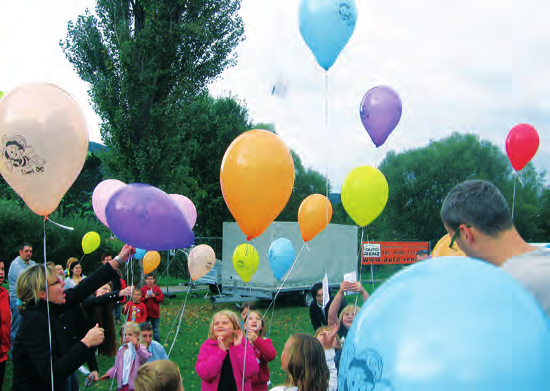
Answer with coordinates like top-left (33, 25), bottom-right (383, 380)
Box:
top-left (123, 301), bottom-right (147, 324)
top-left (140, 285), bottom-right (164, 318)
top-left (119, 278), bottom-right (127, 303)
top-left (0, 286), bottom-right (11, 362)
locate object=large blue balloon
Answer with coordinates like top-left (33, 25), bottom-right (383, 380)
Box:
top-left (339, 257), bottom-right (550, 391)
top-left (268, 238), bottom-right (295, 281)
top-left (299, 0), bottom-right (357, 71)
top-left (106, 183), bottom-right (194, 251)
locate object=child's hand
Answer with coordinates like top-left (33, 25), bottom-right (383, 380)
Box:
top-left (217, 336), bottom-right (228, 351)
top-left (246, 330), bottom-right (257, 343)
top-left (234, 330), bottom-right (243, 346)
top-left (99, 374), bottom-right (109, 381)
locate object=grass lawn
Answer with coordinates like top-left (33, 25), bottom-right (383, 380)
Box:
top-left (2, 266), bottom-right (399, 390)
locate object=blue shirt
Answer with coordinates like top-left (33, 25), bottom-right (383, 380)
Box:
top-left (147, 340), bottom-right (168, 362)
top-left (8, 256), bottom-right (36, 308)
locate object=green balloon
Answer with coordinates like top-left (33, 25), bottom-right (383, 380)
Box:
top-left (0, 91), bottom-right (4, 99)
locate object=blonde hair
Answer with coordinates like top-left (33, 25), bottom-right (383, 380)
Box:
top-left (339, 304), bottom-right (360, 326)
top-left (135, 360), bottom-right (182, 391)
top-left (314, 325), bottom-right (332, 338)
top-left (208, 310), bottom-right (240, 340)
top-left (284, 333), bottom-right (329, 391)
top-left (16, 264), bottom-right (55, 311)
top-left (120, 322), bottom-right (141, 344)
top-left (244, 310), bottom-right (266, 338)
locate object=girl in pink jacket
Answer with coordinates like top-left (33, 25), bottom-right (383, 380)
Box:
top-left (100, 322), bottom-right (151, 390)
top-left (244, 310), bottom-right (277, 391)
top-left (196, 310), bottom-right (259, 391)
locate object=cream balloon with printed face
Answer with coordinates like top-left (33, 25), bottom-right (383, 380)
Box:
top-left (0, 83), bottom-right (88, 216)
top-left (188, 244), bottom-right (216, 280)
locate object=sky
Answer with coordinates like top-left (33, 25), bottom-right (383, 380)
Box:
top-left (1, 0), bottom-right (548, 190)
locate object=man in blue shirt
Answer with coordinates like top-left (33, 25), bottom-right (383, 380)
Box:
top-left (139, 322), bottom-right (168, 362)
top-left (8, 243), bottom-right (35, 347)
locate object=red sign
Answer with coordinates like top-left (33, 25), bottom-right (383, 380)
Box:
top-left (362, 241), bottom-right (430, 265)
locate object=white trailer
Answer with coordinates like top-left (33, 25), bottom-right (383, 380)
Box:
top-left (212, 221), bottom-right (359, 306)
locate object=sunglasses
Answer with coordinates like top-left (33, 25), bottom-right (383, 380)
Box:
top-left (449, 225), bottom-right (471, 249)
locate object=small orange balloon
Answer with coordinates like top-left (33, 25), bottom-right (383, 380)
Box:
top-left (220, 130), bottom-right (295, 240)
top-left (298, 194), bottom-right (333, 242)
top-left (143, 251), bottom-right (161, 274)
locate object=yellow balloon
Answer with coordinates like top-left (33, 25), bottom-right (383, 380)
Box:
top-left (232, 243), bottom-right (259, 283)
top-left (220, 130), bottom-right (295, 240)
top-left (341, 166), bottom-right (389, 227)
top-left (0, 91), bottom-right (4, 100)
top-left (0, 83), bottom-right (88, 216)
top-left (432, 233), bottom-right (466, 257)
top-left (82, 231), bottom-right (101, 254)
top-left (143, 251), bottom-right (161, 274)
top-left (298, 194), bottom-right (332, 242)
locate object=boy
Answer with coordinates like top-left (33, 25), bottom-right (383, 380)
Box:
top-left (123, 289), bottom-right (147, 324)
top-left (140, 274), bottom-right (164, 341)
top-left (139, 322), bottom-right (168, 362)
top-left (135, 360), bottom-right (184, 391)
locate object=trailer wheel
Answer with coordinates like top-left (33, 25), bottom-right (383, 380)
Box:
top-left (302, 291), bottom-right (314, 307)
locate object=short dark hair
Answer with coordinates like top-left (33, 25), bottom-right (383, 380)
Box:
top-left (139, 322), bottom-right (153, 332)
top-left (101, 252), bottom-right (112, 262)
top-left (145, 274), bottom-right (155, 280)
top-left (19, 243), bottom-right (32, 251)
top-left (417, 250), bottom-right (429, 256)
top-left (311, 282), bottom-right (323, 297)
top-left (441, 180), bottom-right (513, 236)
top-left (240, 301), bottom-right (256, 312)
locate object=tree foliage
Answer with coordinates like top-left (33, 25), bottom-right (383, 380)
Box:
top-left (371, 133), bottom-right (547, 245)
top-left (61, 0), bottom-right (244, 186)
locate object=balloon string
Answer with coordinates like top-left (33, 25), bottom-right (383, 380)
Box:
top-left (512, 172), bottom-right (518, 220)
top-left (45, 216), bottom-right (74, 231)
top-left (354, 226), bottom-right (366, 309)
top-left (43, 218), bottom-right (55, 391)
top-left (241, 311), bottom-right (250, 391)
top-left (164, 282), bottom-right (187, 346)
top-left (325, 71), bottom-right (330, 219)
top-left (167, 283), bottom-right (192, 357)
top-left (264, 243), bottom-right (307, 335)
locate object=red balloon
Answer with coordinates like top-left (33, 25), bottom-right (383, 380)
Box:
top-left (505, 124), bottom-right (539, 171)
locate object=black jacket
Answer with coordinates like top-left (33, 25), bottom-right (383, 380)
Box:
top-left (309, 295), bottom-right (347, 331)
top-left (12, 263), bottom-right (118, 391)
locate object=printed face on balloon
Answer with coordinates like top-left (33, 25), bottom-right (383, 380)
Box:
top-left (2, 135), bottom-right (46, 175)
top-left (338, 2), bottom-right (356, 26)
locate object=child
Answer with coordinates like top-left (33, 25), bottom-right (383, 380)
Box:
top-left (315, 325), bottom-right (340, 391)
top-left (0, 259), bottom-right (10, 389)
top-left (135, 360), bottom-right (184, 391)
top-left (100, 322), bottom-right (151, 390)
top-left (245, 310), bottom-right (276, 391)
top-left (195, 310), bottom-right (259, 391)
top-left (270, 333), bottom-right (329, 391)
top-left (139, 322), bottom-right (168, 362)
top-left (240, 301), bottom-right (256, 328)
top-left (140, 274), bottom-right (164, 341)
top-left (124, 289), bottom-right (147, 324)
top-left (328, 281), bottom-right (368, 342)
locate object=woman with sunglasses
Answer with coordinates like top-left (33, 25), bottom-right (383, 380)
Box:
top-left (11, 245), bottom-right (135, 391)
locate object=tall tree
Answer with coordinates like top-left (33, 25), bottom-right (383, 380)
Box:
top-left (372, 133), bottom-right (546, 245)
top-left (61, 0), bottom-right (244, 187)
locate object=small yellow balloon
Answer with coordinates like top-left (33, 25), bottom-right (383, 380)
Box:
top-left (0, 91), bottom-right (4, 100)
top-left (232, 243), bottom-right (259, 283)
top-left (432, 234), bottom-right (466, 257)
top-left (82, 231), bottom-right (101, 254)
top-left (341, 166), bottom-right (389, 227)
top-left (143, 251), bottom-right (161, 274)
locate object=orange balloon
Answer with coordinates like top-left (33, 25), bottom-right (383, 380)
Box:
top-left (143, 251), bottom-right (161, 274)
top-left (298, 194), bottom-right (333, 242)
top-left (220, 130), bottom-right (295, 240)
top-left (432, 233), bottom-right (466, 257)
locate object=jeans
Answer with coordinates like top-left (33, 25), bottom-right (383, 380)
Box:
top-left (114, 302), bottom-right (122, 323)
top-left (147, 317), bottom-right (160, 342)
top-left (10, 306), bottom-right (22, 354)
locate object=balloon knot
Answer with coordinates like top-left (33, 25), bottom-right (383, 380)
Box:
top-left (247, 236), bottom-right (252, 241)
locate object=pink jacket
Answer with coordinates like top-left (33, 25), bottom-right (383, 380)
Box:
top-left (106, 344), bottom-right (151, 390)
top-left (250, 338), bottom-right (277, 391)
top-left (195, 338), bottom-right (259, 391)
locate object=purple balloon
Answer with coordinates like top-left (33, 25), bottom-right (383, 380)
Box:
top-left (105, 183), bottom-right (194, 251)
top-left (360, 86), bottom-right (402, 147)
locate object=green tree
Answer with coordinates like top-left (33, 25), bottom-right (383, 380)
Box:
top-left (61, 0), bottom-right (244, 187)
top-left (373, 133), bottom-right (546, 246)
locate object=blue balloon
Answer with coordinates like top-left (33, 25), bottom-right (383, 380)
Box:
top-left (299, 0), bottom-right (357, 70)
top-left (135, 248), bottom-right (147, 260)
top-left (268, 238), bottom-right (295, 281)
top-left (339, 257), bottom-right (550, 391)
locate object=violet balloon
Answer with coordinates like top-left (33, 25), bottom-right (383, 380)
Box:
top-left (105, 183), bottom-right (194, 251)
top-left (92, 179), bottom-right (126, 227)
top-left (360, 86), bottom-right (402, 147)
top-left (169, 194), bottom-right (197, 229)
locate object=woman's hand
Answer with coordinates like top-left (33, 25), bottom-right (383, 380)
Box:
top-left (81, 324), bottom-right (104, 348)
top-left (119, 286), bottom-right (133, 297)
top-left (90, 371), bottom-right (99, 382)
top-left (109, 245), bottom-right (136, 269)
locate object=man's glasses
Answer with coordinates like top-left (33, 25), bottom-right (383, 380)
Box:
top-left (449, 225), bottom-right (471, 249)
